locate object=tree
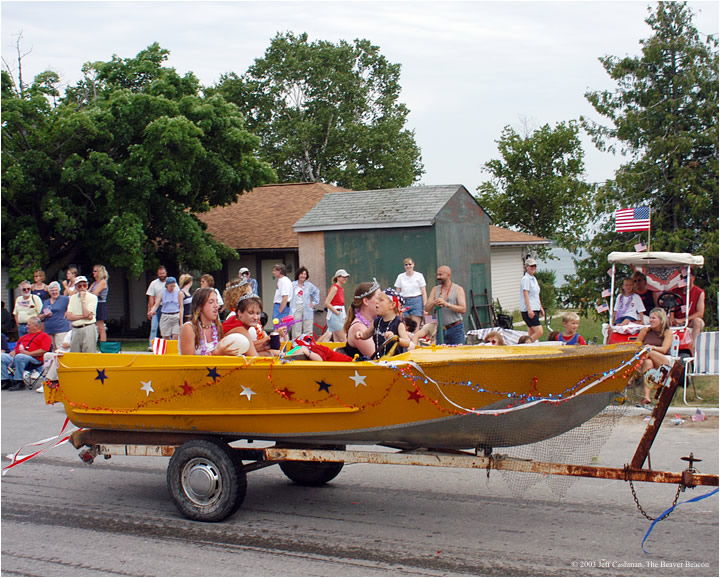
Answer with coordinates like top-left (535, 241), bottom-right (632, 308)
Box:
top-left (213, 32), bottom-right (424, 190)
top-left (1, 43), bottom-right (275, 284)
top-left (571, 2), bottom-right (719, 323)
top-left (476, 121), bottom-right (593, 253)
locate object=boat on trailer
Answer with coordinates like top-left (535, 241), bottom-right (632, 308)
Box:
top-left (43, 339), bottom-right (717, 523)
top-left (48, 343), bottom-right (642, 450)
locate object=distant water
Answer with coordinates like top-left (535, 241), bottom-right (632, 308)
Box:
top-left (542, 247), bottom-right (587, 286)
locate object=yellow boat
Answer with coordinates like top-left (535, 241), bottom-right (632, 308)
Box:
top-left (47, 343), bottom-right (643, 450)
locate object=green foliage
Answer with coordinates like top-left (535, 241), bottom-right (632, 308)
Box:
top-left (213, 32), bottom-right (424, 190)
top-left (573, 2), bottom-right (719, 324)
top-left (476, 121), bottom-right (593, 254)
top-left (2, 43), bottom-right (275, 284)
top-left (535, 269), bottom-right (557, 321)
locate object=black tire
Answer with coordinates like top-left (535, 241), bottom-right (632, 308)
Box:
top-left (167, 439), bottom-right (246, 522)
top-left (278, 444), bottom-right (345, 486)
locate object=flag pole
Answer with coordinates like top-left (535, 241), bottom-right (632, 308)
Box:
top-left (647, 207), bottom-right (652, 253)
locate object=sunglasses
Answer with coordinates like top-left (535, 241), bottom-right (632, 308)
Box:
top-left (76, 283), bottom-right (88, 287)
top-left (404, 263), bottom-right (413, 267)
top-left (22, 288), bottom-right (31, 292)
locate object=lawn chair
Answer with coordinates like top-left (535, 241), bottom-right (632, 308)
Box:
top-left (682, 331), bottom-right (719, 405)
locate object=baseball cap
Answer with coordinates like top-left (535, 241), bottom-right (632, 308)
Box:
top-left (525, 258), bottom-right (537, 267)
top-left (166, 276), bottom-right (177, 285)
top-left (239, 267), bottom-right (250, 275)
top-left (75, 276), bottom-right (88, 284)
top-left (334, 269), bottom-right (350, 277)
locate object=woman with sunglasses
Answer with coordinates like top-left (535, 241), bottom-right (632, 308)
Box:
top-left (13, 281), bottom-right (44, 338)
top-left (394, 258), bottom-right (427, 330)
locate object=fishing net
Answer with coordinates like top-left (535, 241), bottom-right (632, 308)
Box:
top-left (494, 401), bottom-right (632, 499)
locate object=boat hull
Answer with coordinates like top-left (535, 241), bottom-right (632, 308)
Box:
top-left (48, 343), bottom-right (642, 449)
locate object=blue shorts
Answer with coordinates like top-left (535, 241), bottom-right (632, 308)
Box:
top-left (404, 295), bottom-right (424, 317)
top-left (326, 307), bottom-right (346, 332)
top-left (96, 301), bottom-right (107, 321)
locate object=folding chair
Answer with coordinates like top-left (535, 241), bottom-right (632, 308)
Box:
top-left (682, 331), bottom-right (719, 405)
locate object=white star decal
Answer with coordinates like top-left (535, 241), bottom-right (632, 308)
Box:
top-left (240, 386), bottom-right (256, 400)
top-left (140, 381), bottom-right (154, 397)
top-left (349, 371), bottom-right (367, 387)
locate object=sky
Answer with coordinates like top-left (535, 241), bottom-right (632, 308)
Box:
top-left (2, 1), bottom-right (718, 195)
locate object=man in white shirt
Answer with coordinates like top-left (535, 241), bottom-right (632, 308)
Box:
top-left (272, 264), bottom-right (292, 321)
top-left (146, 266), bottom-right (167, 348)
top-left (65, 276), bottom-right (99, 352)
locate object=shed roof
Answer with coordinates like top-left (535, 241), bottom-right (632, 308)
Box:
top-left (199, 182), bottom-right (349, 250)
top-left (489, 225), bottom-right (549, 246)
top-left (293, 184), bottom-right (470, 232)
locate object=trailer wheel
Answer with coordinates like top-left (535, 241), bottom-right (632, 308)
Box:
top-left (278, 444), bottom-right (345, 486)
top-left (167, 439), bottom-right (246, 522)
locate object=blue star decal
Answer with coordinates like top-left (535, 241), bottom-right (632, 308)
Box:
top-left (316, 380), bottom-right (332, 393)
top-left (207, 367), bottom-right (221, 382)
top-left (95, 369), bottom-right (108, 384)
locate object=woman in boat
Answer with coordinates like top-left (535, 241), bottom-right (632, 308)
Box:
top-left (179, 287), bottom-right (235, 356)
top-left (636, 307), bottom-right (673, 406)
top-left (343, 279), bottom-right (381, 359)
top-left (354, 287), bottom-right (411, 357)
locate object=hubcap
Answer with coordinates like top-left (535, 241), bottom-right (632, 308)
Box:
top-left (182, 458), bottom-right (222, 505)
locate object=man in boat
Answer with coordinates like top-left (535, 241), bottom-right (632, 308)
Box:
top-left (670, 269), bottom-right (705, 355)
top-left (1, 316), bottom-right (51, 391)
top-left (425, 266), bottom-right (466, 345)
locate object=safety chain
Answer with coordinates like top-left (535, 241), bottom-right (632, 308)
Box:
top-left (628, 478), bottom-right (682, 521)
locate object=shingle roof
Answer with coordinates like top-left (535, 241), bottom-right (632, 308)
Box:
top-left (198, 182), bottom-right (349, 250)
top-left (489, 225), bottom-right (549, 246)
top-left (293, 185), bottom-right (468, 232)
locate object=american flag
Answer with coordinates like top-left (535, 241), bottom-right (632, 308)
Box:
top-left (634, 241), bottom-right (647, 252)
top-left (615, 207), bottom-right (651, 232)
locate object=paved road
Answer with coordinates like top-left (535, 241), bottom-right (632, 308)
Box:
top-left (2, 390), bottom-right (717, 577)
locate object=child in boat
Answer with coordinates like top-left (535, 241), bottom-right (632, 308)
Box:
top-left (354, 288), bottom-right (411, 357)
top-left (404, 317), bottom-right (437, 348)
top-left (225, 294), bottom-right (278, 356)
top-left (483, 331), bottom-right (505, 345)
top-left (614, 278), bottom-right (645, 325)
top-left (179, 288), bottom-right (237, 356)
top-left (222, 279), bottom-right (251, 325)
top-left (555, 311), bottom-right (586, 345)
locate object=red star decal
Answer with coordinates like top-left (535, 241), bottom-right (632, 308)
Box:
top-left (407, 389), bottom-right (422, 403)
top-left (279, 387), bottom-right (294, 399)
top-left (181, 381), bottom-right (194, 396)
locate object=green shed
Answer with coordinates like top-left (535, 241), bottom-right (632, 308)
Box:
top-left (293, 184), bottom-right (492, 328)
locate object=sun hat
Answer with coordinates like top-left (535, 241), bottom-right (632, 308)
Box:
top-left (334, 269), bottom-right (350, 277)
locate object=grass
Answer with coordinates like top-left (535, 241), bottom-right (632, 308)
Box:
top-left (511, 309), bottom-right (605, 343)
top-left (672, 374), bottom-right (718, 407)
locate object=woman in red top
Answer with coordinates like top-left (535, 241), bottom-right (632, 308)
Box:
top-left (321, 269), bottom-right (350, 342)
